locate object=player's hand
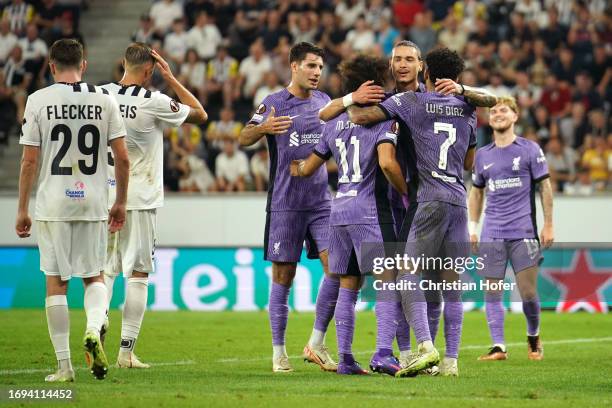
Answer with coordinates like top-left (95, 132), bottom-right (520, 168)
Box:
top-left (261, 106), bottom-right (292, 135)
top-left (15, 212), bottom-right (32, 238)
top-left (290, 160), bottom-right (302, 177)
top-left (470, 233), bottom-right (479, 254)
top-left (108, 203), bottom-right (126, 233)
top-left (352, 80), bottom-right (385, 105)
top-left (540, 224), bottom-right (554, 249)
top-left (151, 50), bottom-right (176, 82)
top-left (435, 78), bottom-right (461, 96)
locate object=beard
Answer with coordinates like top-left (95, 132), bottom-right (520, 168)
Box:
top-left (491, 123), bottom-right (512, 133)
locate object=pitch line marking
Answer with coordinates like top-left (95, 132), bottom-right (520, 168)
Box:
top-left (0, 360), bottom-right (196, 376)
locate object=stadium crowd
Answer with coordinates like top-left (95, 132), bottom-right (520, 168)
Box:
top-left (1, 0), bottom-right (611, 194)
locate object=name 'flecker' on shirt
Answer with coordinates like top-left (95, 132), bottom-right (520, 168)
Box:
top-left (46, 104), bottom-right (102, 120)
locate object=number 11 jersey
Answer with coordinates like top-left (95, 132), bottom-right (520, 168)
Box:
top-left (19, 82), bottom-right (126, 221)
top-left (379, 91), bottom-right (477, 207)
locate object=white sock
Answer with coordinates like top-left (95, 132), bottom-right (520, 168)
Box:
top-left (45, 295), bottom-right (71, 367)
top-left (494, 343), bottom-right (507, 352)
top-left (84, 281), bottom-right (107, 334)
top-left (273, 345), bottom-right (287, 359)
top-left (308, 329), bottom-right (325, 347)
top-left (120, 277), bottom-right (148, 353)
top-left (400, 350), bottom-right (412, 360)
top-left (103, 274), bottom-right (116, 312)
top-left (419, 340), bottom-right (434, 352)
top-left (444, 356), bottom-right (457, 364)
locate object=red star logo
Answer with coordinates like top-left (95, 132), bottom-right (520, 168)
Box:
top-left (544, 250), bottom-right (612, 313)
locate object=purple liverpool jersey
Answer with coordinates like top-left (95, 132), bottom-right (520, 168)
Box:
top-left (249, 88), bottom-right (331, 211)
top-left (379, 91), bottom-right (477, 207)
top-left (473, 136), bottom-right (549, 239)
top-left (314, 112), bottom-right (399, 226)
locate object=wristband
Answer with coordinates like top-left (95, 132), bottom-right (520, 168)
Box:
top-left (459, 84), bottom-right (465, 95)
top-left (468, 221), bottom-right (478, 235)
top-left (342, 93), bottom-right (354, 108)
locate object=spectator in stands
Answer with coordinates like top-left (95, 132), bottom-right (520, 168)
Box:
top-left (0, 19), bottom-right (18, 66)
top-left (581, 136), bottom-right (609, 191)
top-left (438, 14), bottom-right (468, 54)
top-left (540, 74), bottom-right (571, 118)
top-left (551, 47), bottom-right (578, 85)
top-left (558, 102), bottom-right (589, 149)
top-left (572, 71), bottom-right (603, 112)
top-left (526, 38), bottom-right (552, 87)
top-left (253, 71), bottom-right (283, 109)
top-left (35, 0), bottom-right (62, 42)
top-left (18, 24), bottom-right (48, 91)
top-left (164, 18), bottom-right (189, 66)
top-left (237, 39), bottom-right (271, 102)
top-left (206, 43), bottom-right (239, 109)
top-left (365, 0), bottom-right (391, 32)
top-left (484, 71), bottom-right (511, 97)
top-left (376, 16), bottom-right (400, 56)
top-left (513, 70), bottom-right (541, 116)
top-left (184, 0), bottom-right (215, 27)
top-left (206, 107), bottom-right (243, 167)
top-left (469, 16), bottom-right (497, 55)
top-left (515, 0), bottom-right (544, 24)
top-left (259, 9), bottom-right (289, 52)
top-left (507, 11), bottom-right (534, 48)
top-left (132, 14), bottom-right (157, 45)
top-left (591, 45), bottom-right (610, 94)
top-left (532, 105), bottom-right (553, 146)
top-left (149, 0), bottom-right (183, 36)
top-left (178, 49), bottom-right (206, 103)
top-left (2, 0), bottom-right (34, 36)
top-left (187, 11), bottom-right (222, 61)
top-left (409, 11), bottom-right (437, 54)
top-left (271, 40), bottom-right (291, 86)
top-left (545, 137), bottom-right (577, 192)
top-left (497, 41), bottom-right (519, 85)
top-left (539, 7), bottom-right (567, 52)
top-left (250, 144), bottom-right (269, 192)
top-left (564, 167), bottom-right (594, 196)
top-left (587, 109), bottom-right (608, 140)
top-left (50, 16), bottom-right (85, 50)
top-left (335, 0), bottom-right (366, 31)
top-left (345, 15), bottom-right (376, 52)
top-left (214, 136), bottom-right (249, 192)
top-left (228, 0), bottom-right (266, 59)
top-left (0, 70), bottom-right (16, 147)
top-left (3, 46), bottom-right (30, 122)
top-left (315, 11), bottom-right (345, 70)
top-left (392, 0), bottom-right (424, 30)
top-left (425, 0), bottom-right (454, 24)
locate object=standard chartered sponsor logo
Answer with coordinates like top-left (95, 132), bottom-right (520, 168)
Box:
top-left (300, 133), bottom-right (322, 144)
top-left (489, 177), bottom-right (523, 191)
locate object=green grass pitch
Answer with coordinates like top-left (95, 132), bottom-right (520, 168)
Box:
top-left (1, 310), bottom-right (611, 407)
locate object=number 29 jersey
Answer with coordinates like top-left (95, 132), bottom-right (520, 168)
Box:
top-left (19, 82), bottom-right (126, 221)
top-left (379, 91), bottom-right (477, 207)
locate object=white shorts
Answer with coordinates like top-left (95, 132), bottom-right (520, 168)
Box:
top-left (38, 221), bottom-right (107, 281)
top-left (105, 209), bottom-right (157, 277)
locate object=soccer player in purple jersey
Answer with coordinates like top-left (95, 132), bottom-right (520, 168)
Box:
top-left (238, 42), bottom-right (337, 373)
top-left (291, 55), bottom-right (408, 375)
top-left (348, 47), bottom-right (498, 377)
top-left (469, 96), bottom-right (554, 362)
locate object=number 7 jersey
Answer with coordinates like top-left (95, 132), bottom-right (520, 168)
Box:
top-left (379, 91), bottom-right (477, 207)
top-left (19, 82), bottom-right (126, 221)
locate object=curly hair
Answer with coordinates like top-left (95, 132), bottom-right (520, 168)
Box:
top-left (424, 47), bottom-right (465, 83)
top-left (338, 54), bottom-right (389, 96)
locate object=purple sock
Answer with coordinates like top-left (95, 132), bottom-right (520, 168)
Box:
top-left (442, 290), bottom-right (463, 359)
top-left (375, 301), bottom-right (399, 353)
top-left (427, 302), bottom-right (442, 343)
top-left (485, 292), bottom-right (505, 345)
top-left (395, 303), bottom-right (411, 351)
top-left (269, 282), bottom-right (290, 346)
top-left (335, 287), bottom-right (358, 356)
top-left (314, 277), bottom-right (340, 332)
top-left (398, 273), bottom-right (431, 344)
top-left (523, 298), bottom-right (540, 336)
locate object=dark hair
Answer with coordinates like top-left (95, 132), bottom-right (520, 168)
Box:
top-left (424, 47), bottom-right (465, 83)
top-left (49, 39), bottom-right (83, 70)
top-left (289, 42), bottom-right (324, 64)
top-left (393, 40), bottom-right (422, 60)
top-left (124, 42), bottom-right (155, 68)
top-left (338, 55), bottom-right (388, 95)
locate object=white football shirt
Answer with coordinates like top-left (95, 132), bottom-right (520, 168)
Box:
top-left (101, 83), bottom-right (190, 210)
top-left (19, 81), bottom-right (126, 221)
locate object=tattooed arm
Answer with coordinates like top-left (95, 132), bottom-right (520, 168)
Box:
top-left (539, 178), bottom-right (554, 248)
top-left (435, 79), bottom-right (498, 107)
top-left (347, 105), bottom-right (388, 125)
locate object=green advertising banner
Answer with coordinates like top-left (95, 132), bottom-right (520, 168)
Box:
top-left (1, 247), bottom-right (610, 312)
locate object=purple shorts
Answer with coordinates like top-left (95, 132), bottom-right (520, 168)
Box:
top-left (402, 201), bottom-right (470, 261)
top-left (478, 237), bottom-right (543, 279)
top-left (329, 223), bottom-right (396, 276)
top-left (391, 206), bottom-right (406, 238)
top-left (264, 208), bottom-right (330, 262)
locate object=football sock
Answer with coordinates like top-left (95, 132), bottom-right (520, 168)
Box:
top-left (335, 287), bottom-right (358, 358)
top-left (398, 273), bottom-right (431, 344)
top-left (395, 302), bottom-right (411, 351)
top-left (375, 301), bottom-right (399, 353)
top-left (485, 291), bottom-right (505, 345)
top-left (45, 295), bottom-right (71, 367)
top-left (442, 289), bottom-right (463, 359)
top-left (427, 301), bottom-right (442, 343)
top-left (522, 297), bottom-right (540, 336)
top-left (310, 276), bottom-right (339, 346)
top-left (84, 282), bottom-right (107, 334)
top-left (272, 345), bottom-right (287, 359)
top-left (120, 277), bottom-right (148, 353)
top-left (269, 282), bottom-right (290, 347)
top-left (103, 274), bottom-right (116, 312)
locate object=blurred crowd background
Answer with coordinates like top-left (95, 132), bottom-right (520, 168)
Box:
top-left (0, 0), bottom-right (610, 195)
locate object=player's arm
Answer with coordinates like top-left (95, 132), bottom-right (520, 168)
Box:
top-left (319, 80), bottom-right (385, 121)
top-left (238, 106), bottom-right (292, 147)
top-left (539, 178), bottom-right (554, 248)
top-left (290, 154), bottom-right (326, 178)
top-left (347, 105), bottom-right (387, 126)
top-left (109, 137), bottom-right (129, 232)
top-left (377, 142), bottom-right (407, 196)
top-left (151, 50), bottom-right (207, 124)
top-left (16, 146), bottom-right (39, 238)
top-left (464, 147), bottom-right (476, 171)
top-left (434, 79), bottom-right (498, 107)
top-left (468, 185), bottom-right (485, 251)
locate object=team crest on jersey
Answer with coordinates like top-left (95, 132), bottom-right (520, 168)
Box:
top-left (273, 242), bottom-right (281, 255)
top-left (256, 103), bottom-right (266, 115)
top-left (170, 99), bottom-right (180, 112)
top-left (65, 181), bottom-right (86, 200)
top-left (512, 156), bottom-right (521, 171)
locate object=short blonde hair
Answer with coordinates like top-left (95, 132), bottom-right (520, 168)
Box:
top-left (493, 96), bottom-right (519, 114)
